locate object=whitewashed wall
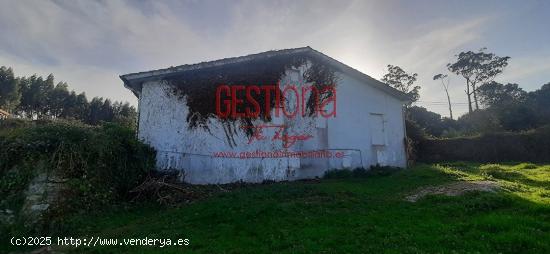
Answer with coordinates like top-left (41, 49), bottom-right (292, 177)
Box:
top-left (137, 70), bottom-right (406, 184)
top-left (325, 74), bottom-right (407, 169)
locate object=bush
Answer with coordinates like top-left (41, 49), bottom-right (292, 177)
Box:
top-left (405, 119), bottom-right (428, 163)
top-left (417, 126), bottom-right (550, 163)
top-left (0, 119), bottom-right (156, 218)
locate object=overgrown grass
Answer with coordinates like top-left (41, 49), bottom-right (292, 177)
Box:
top-left (3, 162), bottom-right (550, 253)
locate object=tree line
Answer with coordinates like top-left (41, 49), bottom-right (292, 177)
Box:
top-left (0, 66), bottom-right (137, 127)
top-left (381, 48), bottom-right (550, 137)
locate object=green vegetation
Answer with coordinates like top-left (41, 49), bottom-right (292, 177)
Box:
top-left (0, 119), bottom-right (156, 234)
top-left (418, 126), bottom-right (550, 163)
top-left (0, 66), bottom-right (137, 127)
top-left (407, 82), bottom-right (550, 138)
top-left (4, 162), bottom-right (546, 253)
top-left (385, 49), bottom-right (549, 138)
top-left (381, 64), bottom-right (420, 102)
top-left (400, 48), bottom-right (550, 138)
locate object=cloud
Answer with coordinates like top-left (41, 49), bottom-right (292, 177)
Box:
top-left (497, 52), bottom-right (550, 90)
top-left (0, 0), bottom-right (546, 118)
top-left (0, 0), bottom-right (211, 103)
top-left (392, 17), bottom-right (493, 117)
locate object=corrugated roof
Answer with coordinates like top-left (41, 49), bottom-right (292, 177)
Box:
top-left (120, 47), bottom-right (409, 101)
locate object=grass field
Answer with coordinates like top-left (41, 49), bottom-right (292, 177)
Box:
top-left (8, 163), bottom-right (550, 253)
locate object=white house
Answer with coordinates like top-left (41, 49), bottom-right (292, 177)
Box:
top-left (120, 47), bottom-right (409, 184)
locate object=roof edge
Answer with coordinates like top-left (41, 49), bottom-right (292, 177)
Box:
top-left (120, 47), bottom-right (409, 102)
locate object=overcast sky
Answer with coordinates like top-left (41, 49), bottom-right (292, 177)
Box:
top-left (1, 0), bottom-right (549, 117)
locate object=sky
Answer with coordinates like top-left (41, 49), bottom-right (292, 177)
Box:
top-left (1, 0), bottom-right (549, 117)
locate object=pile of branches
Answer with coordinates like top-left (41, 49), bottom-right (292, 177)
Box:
top-left (130, 172), bottom-right (230, 205)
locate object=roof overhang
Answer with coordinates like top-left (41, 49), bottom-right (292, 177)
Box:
top-left (120, 47), bottom-right (410, 103)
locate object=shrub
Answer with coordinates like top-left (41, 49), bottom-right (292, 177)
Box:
top-left (0, 119), bottom-right (156, 219)
top-left (405, 119), bottom-right (427, 163)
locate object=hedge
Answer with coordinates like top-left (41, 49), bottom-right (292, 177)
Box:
top-left (418, 126), bottom-right (550, 163)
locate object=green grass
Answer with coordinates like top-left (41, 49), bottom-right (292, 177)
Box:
top-left (6, 163), bottom-right (550, 253)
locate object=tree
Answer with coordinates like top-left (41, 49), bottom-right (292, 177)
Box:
top-left (48, 82), bottom-right (70, 118)
top-left (16, 74), bottom-right (56, 118)
top-left (18, 75), bottom-right (43, 118)
top-left (528, 82), bottom-right (550, 126)
top-left (1, 66), bottom-right (137, 125)
top-left (447, 48), bottom-right (510, 113)
top-left (74, 92), bottom-right (90, 121)
top-left (495, 103), bottom-right (538, 131)
top-left (433, 74), bottom-right (453, 119)
top-left (408, 106), bottom-right (443, 136)
top-left (101, 99), bottom-right (114, 122)
top-left (0, 66), bottom-right (20, 112)
top-left (407, 106), bottom-right (458, 137)
top-left (111, 102), bottom-right (137, 129)
top-left (456, 109), bottom-right (501, 134)
top-left (477, 81), bottom-right (527, 107)
top-left (381, 65), bottom-right (420, 102)
top-left (41, 74), bottom-right (56, 117)
top-left (88, 97), bottom-right (104, 125)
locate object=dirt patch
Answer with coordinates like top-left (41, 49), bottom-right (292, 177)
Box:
top-left (405, 181), bottom-right (500, 202)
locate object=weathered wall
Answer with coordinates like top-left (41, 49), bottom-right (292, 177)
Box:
top-left (137, 69), bottom-right (406, 184)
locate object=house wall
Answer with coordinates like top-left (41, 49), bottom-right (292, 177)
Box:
top-left (325, 74), bottom-right (407, 169)
top-left (137, 70), bottom-right (406, 184)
